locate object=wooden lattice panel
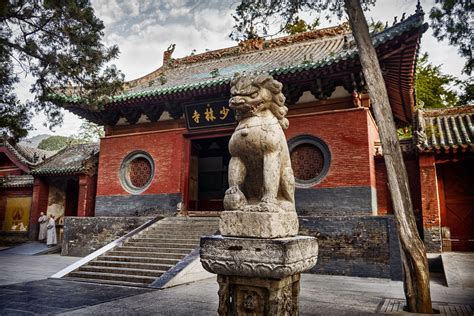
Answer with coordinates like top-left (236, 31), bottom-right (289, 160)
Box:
top-left (128, 157), bottom-right (152, 188)
top-left (290, 144), bottom-right (324, 181)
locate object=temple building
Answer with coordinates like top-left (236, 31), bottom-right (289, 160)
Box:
top-left (2, 8), bottom-right (471, 281)
top-left (55, 11), bottom-right (428, 279)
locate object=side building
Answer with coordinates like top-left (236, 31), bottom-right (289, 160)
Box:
top-left (0, 142), bottom-right (98, 243)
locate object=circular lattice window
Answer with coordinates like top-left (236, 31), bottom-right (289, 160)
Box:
top-left (120, 152), bottom-right (154, 194)
top-left (288, 135), bottom-right (331, 187)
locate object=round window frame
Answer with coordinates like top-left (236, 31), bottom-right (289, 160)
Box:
top-left (288, 135), bottom-right (331, 188)
top-left (119, 151), bottom-right (155, 194)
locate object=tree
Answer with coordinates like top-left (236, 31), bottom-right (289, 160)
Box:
top-left (285, 17), bottom-right (320, 35)
top-left (37, 135), bottom-right (79, 151)
top-left (231, 0), bottom-right (433, 313)
top-left (77, 121), bottom-right (104, 143)
top-left (0, 0), bottom-right (124, 141)
top-left (0, 21), bottom-right (31, 144)
top-left (457, 78), bottom-right (473, 106)
top-left (415, 53), bottom-right (458, 108)
top-left (430, 0), bottom-right (473, 75)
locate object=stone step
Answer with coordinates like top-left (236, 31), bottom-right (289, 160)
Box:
top-left (79, 265), bottom-right (166, 277)
top-left (68, 271), bottom-right (157, 284)
top-left (146, 229), bottom-right (216, 235)
top-left (107, 250), bottom-right (188, 259)
top-left (130, 237), bottom-right (200, 243)
top-left (149, 224), bottom-right (218, 230)
top-left (124, 241), bottom-right (198, 249)
top-left (89, 260), bottom-right (174, 271)
top-left (159, 218), bottom-right (219, 223)
top-left (116, 246), bottom-right (194, 254)
top-left (141, 232), bottom-right (215, 238)
top-left (123, 241), bottom-right (199, 249)
top-left (64, 276), bottom-right (151, 288)
top-left (99, 255), bottom-right (180, 265)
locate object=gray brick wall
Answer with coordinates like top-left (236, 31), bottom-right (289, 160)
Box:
top-left (295, 186), bottom-right (377, 215)
top-left (299, 215), bottom-right (402, 280)
top-left (95, 193), bottom-right (181, 217)
top-left (61, 216), bottom-right (157, 257)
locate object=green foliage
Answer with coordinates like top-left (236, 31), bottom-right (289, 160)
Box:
top-left (397, 126), bottom-right (412, 140)
top-left (457, 78), bottom-right (473, 105)
top-left (368, 18), bottom-right (385, 33)
top-left (285, 17), bottom-right (320, 35)
top-left (159, 73), bottom-right (167, 85)
top-left (0, 0), bottom-right (124, 139)
top-left (430, 0), bottom-right (473, 75)
top-left (77, 121), bottom-right (104, 143)
top-left (210, 68), bottom-right (220, 78)
top-left (415, 53), bottom-right (458, 108)
top-left (230, 0), bottom-right (376, 40)
top-left (37, 135), bottom-right (80, 151)
top-left (37, 120), bottom-right (102, 151)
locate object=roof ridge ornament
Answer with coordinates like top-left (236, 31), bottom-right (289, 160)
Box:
top-left (416, 0), bottom-right (424, 15)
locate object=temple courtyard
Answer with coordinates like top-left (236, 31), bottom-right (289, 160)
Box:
top-left (0, 251), bottom-right (473, 315)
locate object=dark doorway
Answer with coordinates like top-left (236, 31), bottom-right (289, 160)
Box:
top-left (65, 179), bottom-right (79, 217)
top-left (188, 137), bottom-right (230, 212)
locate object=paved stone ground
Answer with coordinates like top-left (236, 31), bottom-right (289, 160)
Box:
top-left (59, 274), bottom-right (474, 316)
top-left (0, 252), bottom-right (473, 315)
top-left (0, 253), bottom-right (79, 286)
top-left (1, 241), bottom-right (60, 256)
top-left (0, 279), bottom-right (151, 315)
top-left (442, 252), bottom-right (474, 289)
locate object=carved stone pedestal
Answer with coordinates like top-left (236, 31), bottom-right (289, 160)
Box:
top-left (220, 210), bottom-right (299, 238)
top-left (200, 235), bottom-right (318, 315)
top-left (216, 273), bottom-right (300, 315)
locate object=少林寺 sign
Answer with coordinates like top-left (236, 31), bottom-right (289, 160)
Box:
top-left (184, 99), bottom-right (236, 130)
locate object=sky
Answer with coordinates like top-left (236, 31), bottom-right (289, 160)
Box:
top-left (21, 0), bottom-right (467, 138)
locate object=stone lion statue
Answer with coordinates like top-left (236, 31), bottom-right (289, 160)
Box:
top-left (223, 74), bottom-right (295, 213)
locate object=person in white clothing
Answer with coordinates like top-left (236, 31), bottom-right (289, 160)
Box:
top-left (46, 215), bottom-right (57, 247)
top-left (38, 212), bottom-right (48, 242)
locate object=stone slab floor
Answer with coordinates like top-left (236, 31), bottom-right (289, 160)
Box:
top-left (0, 252), bottom-right (473, 315)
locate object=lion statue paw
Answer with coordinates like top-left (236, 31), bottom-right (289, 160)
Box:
top-left (223, 186), bottom-right (247, 210)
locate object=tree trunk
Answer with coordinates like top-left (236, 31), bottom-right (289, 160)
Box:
top-left (344, 0), bottom-right (433, 313)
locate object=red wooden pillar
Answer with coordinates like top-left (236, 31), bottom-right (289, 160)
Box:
top-left (77, 174), bottom-right (97, 217)
top-left (419, 153), bottom-right (441, 252)
top-left (29, 177), bottom-right (49, 240)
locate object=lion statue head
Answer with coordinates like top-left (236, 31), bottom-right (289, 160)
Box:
top-left (229, 74), bottom-right (289, 129)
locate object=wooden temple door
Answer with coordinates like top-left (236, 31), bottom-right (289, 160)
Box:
top-left (188, 146), bottom-right (199, 212)
top-left (439, 160), bottom-right (474, 251)
top-left (188, 137), bottom-right (230, 213)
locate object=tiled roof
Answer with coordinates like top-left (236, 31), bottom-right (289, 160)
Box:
top-left (57, 12), bottom-right (425, 106)
top-left (0, 141), bottom-right (55, 167)
top-left (15, 144), bottom-right (56, 164)
top-left (31, 143), bottom-right (99, 176)
top-left (414, 105), bottom-right (474, 153)
top-left (0, 175), bottom-right (34, 188)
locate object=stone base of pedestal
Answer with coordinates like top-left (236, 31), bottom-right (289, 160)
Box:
top-left (219, 210), bottom-right (299, 238)
top-left (200, 235), bottom-right (318, 315)
top-left (216, 273), bottom-right (300, 316)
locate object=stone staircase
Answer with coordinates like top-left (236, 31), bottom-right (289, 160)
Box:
top-left (64, 217), bottom-right (219, 287)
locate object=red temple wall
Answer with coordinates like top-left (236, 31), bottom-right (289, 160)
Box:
top-left (96, 128), bottom-right (186, 197)
top-left (286, 108), bottom-right (374, 189)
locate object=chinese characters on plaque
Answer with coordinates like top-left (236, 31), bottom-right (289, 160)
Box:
top-left (184, 100), bottom-right (236, 130)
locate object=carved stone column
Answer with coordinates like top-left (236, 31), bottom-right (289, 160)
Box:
top-left (200, 74), bottom-right (318, 315)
